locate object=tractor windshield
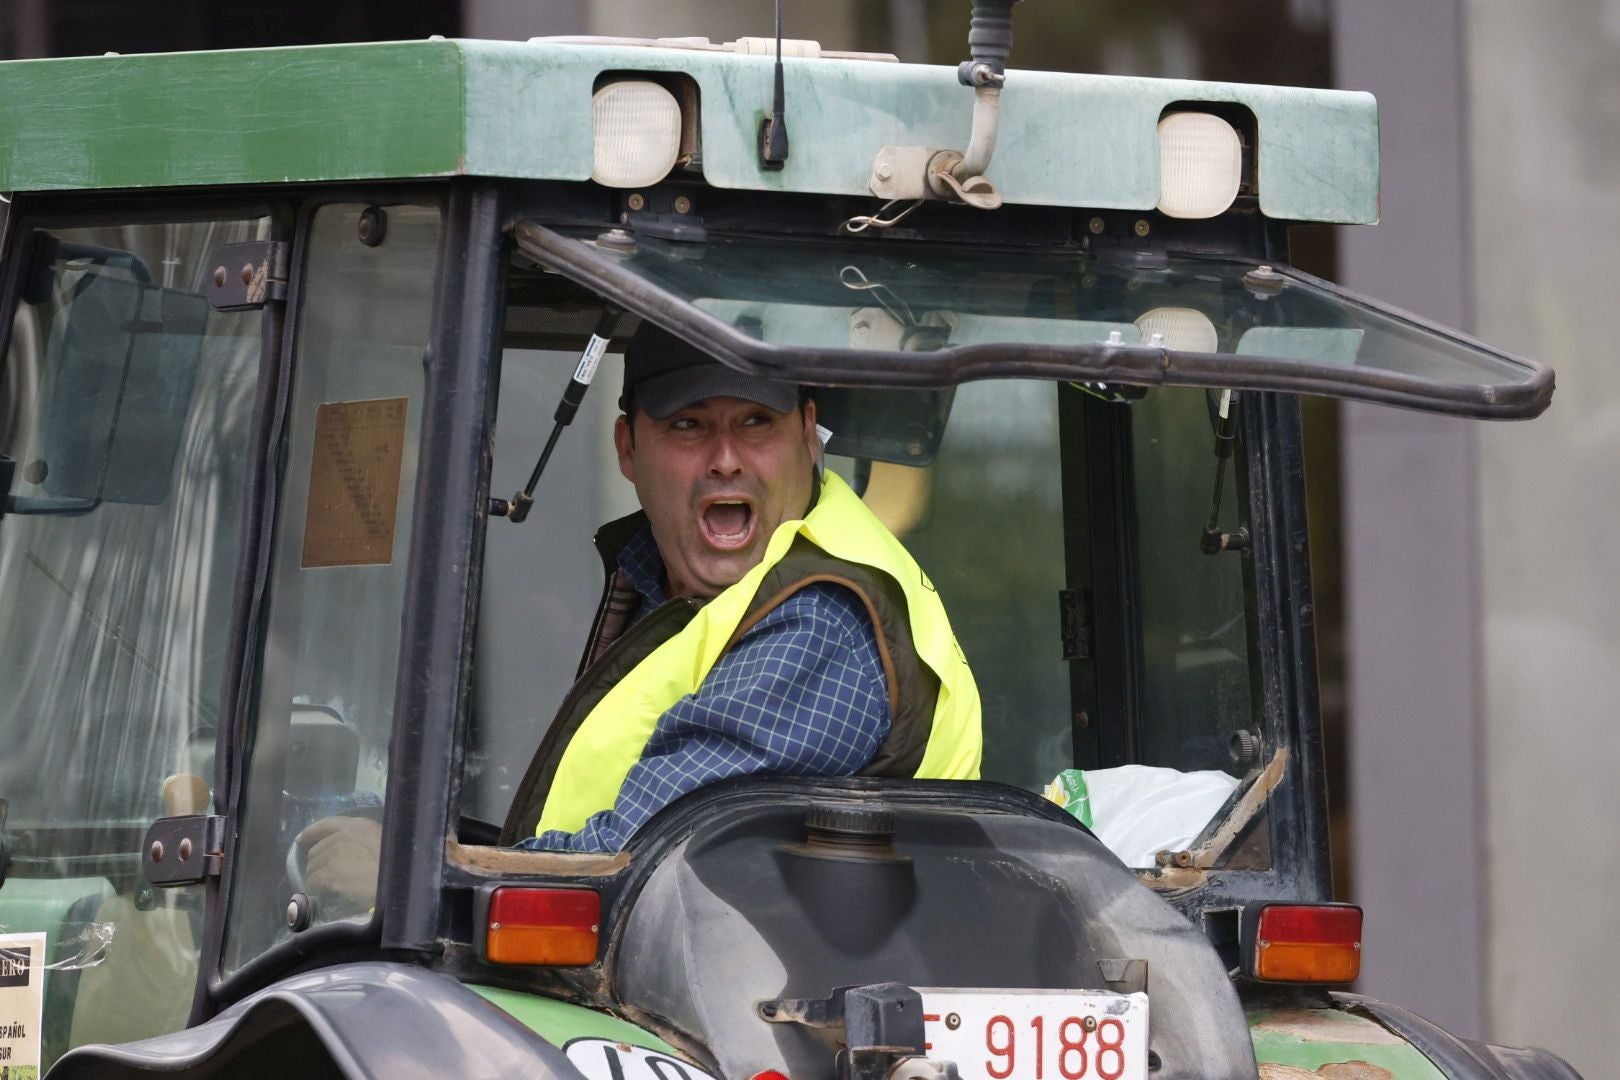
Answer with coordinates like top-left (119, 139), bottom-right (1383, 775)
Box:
top-left (463, 266), bottom-right (1271, 872)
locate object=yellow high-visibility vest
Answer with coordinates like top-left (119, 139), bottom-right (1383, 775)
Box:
top-left (536, 470), bottom-right (982, 836)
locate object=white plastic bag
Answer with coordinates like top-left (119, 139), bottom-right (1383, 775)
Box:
top-left (1079, 764), bottom-right (1240, 868)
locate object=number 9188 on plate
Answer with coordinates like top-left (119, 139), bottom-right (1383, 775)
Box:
top-left (916, 989), bottom-right (1149, 1080)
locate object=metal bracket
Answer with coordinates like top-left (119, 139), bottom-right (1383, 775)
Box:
top-left (1097, 958), bottom-right (1149, 995)
top-left (0, 798), bottom-right (10, 890)
top-left (1059, 588), bottom-right (1094, 660)
top-left (143, 814), bottom-right (225, 887)
top-left (206, 240), bottom-right (290, 310)
top-left (867, 143), bottom-right (1002, 211)
top-left (869, 146), bottom-right (947, 201)
top-left (760, 985), bottom-right (861, 1029)
top-left (761, 982), bottom-right (924, 1041)
top-left (761, 983), bottom-right (936, 1080)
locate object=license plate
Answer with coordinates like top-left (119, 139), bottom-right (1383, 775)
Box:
top-left (917, 989), bottom-right (1149, 1080)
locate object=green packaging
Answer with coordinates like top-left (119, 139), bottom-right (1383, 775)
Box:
top-left (1042, 768), bottom-right (1093, 829)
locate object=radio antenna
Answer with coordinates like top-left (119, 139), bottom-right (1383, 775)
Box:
top-left (759, 0), bottom-right (790, 169)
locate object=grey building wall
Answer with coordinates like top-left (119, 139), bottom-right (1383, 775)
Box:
top-left (463, 0), bottom-right (584, 39)
top-left (463, 0), bottom-right (858, 48)
top-left (1337, 1), bottom-right (1618, 1069)
top-left (1468, 3), bottom-right (1620, 1073)
top-left (1331, 0), bottom-right (1485, 1040)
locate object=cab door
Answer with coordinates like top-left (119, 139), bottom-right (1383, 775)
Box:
top-left (0, 201), bottom-right (284, 1070)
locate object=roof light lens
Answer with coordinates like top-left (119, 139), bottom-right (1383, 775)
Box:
top-left (485, 887), bottom-right (601, 966)
top-left (1135, 307), bottom-right (1219, 353)
top-left (592, 80), bottom-right (682, 189)
top-left (1253, 903), bottom-right (1363, 984)
top-left (1157, 112), bottom-right (1243, 219)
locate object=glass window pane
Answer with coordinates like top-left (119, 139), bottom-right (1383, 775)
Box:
top-left (1132, 390), bottom-right (1258, 773)
top-left (829, 381), bottom-right (1072, 792)
top-left (0, 216), bottom-right (268, 1066)
top-left (466, 350), bottom-right (1072, 824)
top-left (223, 203), bottom-right (439, 972)
top-left (464, 347), bottom-right (638, 826)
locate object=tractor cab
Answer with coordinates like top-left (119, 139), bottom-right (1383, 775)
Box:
top-left (0, 9), bottom-right (1578, 1079)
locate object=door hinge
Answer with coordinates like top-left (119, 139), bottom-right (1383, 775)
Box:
top-left (142, 814), bottom-right (225, 887)
top-left (0, 798), bottom-right (10, 890)
top-left (206, 240), bottom-right (290, 310)
top-left (0, 455), bottom-right (14, 523)
top-left (1059, 587), bottom-right (1094, 661)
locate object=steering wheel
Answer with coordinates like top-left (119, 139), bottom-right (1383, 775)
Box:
top-left (282, 795), bottom-right (384, 895)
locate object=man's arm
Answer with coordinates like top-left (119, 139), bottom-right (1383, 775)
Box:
top-left (519, 583), bottom-right (890, 853)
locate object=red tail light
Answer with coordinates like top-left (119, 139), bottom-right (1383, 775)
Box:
top-left (1250, 903), bottom-right (1362, 984)
top-left (483, 887), bottom-right (600, 966)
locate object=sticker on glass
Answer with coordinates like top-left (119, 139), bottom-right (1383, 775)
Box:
top-left (301, 397), bottom-right (409, 568)
top-left (0, 932), bottom-right (45, 1075)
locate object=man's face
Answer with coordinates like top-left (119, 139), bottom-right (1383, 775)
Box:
top-left (615, 395), bottom-right (820, 599)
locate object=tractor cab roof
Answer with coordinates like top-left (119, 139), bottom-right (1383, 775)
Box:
top-left (0, 36), bottom-right (1375, 221)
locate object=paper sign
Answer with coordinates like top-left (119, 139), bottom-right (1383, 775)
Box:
top-left (300, 397), bottom-right (409, 568)
top-left (0, 932), bottom-right (45, 1075)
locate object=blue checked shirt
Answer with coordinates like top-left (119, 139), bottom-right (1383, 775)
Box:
top-left (521, 526), bottom-right (891, 853)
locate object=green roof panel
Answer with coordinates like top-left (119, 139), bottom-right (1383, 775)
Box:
top-left (0, 42), bottom-right (467, 190)
top-left (0, 39), bottom-right (1380, 223)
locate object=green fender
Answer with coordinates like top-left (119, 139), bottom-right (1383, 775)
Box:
top-left (1248, 1005), bottom-right (1445, 1078)
top-left (468, 985), bottom-right (678, 1054)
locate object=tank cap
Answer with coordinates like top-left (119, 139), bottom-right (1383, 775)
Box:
top-left (804, 805), bottom-right (896, 849)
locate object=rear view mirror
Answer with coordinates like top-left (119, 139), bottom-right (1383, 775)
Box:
top-left (815, 386), bottom-right (955, 468)
top-left (12, 236), bottom-right (209, 513)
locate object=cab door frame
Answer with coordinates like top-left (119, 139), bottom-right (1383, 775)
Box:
top-left (0, 188), bottom-right (295, 1048)
top-left (189, 178), bottom-right (505, 1018)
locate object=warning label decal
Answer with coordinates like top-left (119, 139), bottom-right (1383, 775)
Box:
top-left (301, 397), bottom-right (409, 569)
top-left (0, 932), bottom-right (45, 1074)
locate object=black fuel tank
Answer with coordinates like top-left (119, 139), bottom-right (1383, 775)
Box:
top-left (610, 780), bottom-right (1258, 1080)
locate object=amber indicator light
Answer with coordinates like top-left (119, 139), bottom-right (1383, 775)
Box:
top-left (485, 887), bottom-right (601, 966)
top-left (1252, 903), bottom-right (1363, 984)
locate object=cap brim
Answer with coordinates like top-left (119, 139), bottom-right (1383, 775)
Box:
top-left (634, 364), bottom-right (799, 420)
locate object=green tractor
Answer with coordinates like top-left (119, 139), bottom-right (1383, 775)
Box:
top-left (0, 4), bottom-right (1580, 1077)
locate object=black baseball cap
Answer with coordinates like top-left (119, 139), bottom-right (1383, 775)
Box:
top-left (619, 321), bottom-right (798, 420)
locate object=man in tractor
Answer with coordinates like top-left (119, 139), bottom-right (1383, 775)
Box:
top-left (300, 322), bottom-right (981, 893)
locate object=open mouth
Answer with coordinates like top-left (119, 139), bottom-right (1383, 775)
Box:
top-left (699, 498), bottom-right (756, 551)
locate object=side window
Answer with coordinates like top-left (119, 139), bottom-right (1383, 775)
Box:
top-left (463, 344), bottom-right (635, 827)
top-left (222, 203), bottom-right (439, 971)
top-left (833, 380), bottom-right (1072, 792)
top-left (0, 215), bottom-right (269, 1066)
top-left (1131, 389), bottom-right (1258, 772)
